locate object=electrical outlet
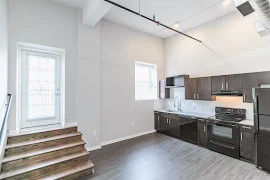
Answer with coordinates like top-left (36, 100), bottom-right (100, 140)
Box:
top-left (93, 131), bottom-right (97, 136)
top-left (132, 122), bottom-right (135, 127)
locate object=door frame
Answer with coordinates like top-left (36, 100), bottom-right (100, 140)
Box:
top-left (16, 42), bottom-right (66, 133)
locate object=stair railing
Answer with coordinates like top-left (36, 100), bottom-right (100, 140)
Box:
top-left (0, 94), bottom-right (13, 141)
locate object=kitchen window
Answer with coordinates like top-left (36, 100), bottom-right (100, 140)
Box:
top-left (135, 61), bottom-right (157, 101)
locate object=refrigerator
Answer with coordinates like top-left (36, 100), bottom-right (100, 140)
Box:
top-left (253, 88), bottom-right (270, 172)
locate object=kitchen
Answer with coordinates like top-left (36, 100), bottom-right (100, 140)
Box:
top-left (155, 69), bottom-right (270, 170)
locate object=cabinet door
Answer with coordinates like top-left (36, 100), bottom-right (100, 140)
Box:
top-left (154, 113), bottom-right (161, 131)
top-left (160, 117), bottom-right (169, 134)
top-left (202, 77), bottom-right (213, 101)
top-left (225, 74), bottom-right (243, 91)
top-left (196, 78), bottom-right (204, 100)
top-left (169, 119), bottom-right (180, 138)
top-left (197, 120), bottom-right (207, 147)
top-left (257, 71), bottom-right (270, 85)
top-left (240, 132), bottom-right (255, 162)
top-left (243, 73), bottom-right (258, 103)
top-left (185, 78), bottom-right (196, 100)
top-left (212, 76), bottom-right (226, 91)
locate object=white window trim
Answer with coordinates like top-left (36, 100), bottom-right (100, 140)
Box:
top-left (16, 42), bottom-right (66, 133)
top-left (135, 61), bottom-right (158, 101)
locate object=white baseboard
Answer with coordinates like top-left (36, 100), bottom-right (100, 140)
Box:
top-left (86, 145), bottom-right (102, 152)
top-left (100, 130), bottom-right (156, 146)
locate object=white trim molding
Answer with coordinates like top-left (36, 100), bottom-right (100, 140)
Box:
top-left (16, 42), bottom-right (66, 132)
top-left (101, 130), bottom-right (156, 146)
top-left (86, 145), bottom-right (102, 152)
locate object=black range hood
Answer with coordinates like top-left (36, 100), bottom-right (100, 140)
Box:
top-left (212, 90), bottom-right (243, 96)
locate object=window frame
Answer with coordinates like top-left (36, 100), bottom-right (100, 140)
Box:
top-left (16, 42), bottom-right (65, 132)
top-left (135, 61), bottom-right (158, 101)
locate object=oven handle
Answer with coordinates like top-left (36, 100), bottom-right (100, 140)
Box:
top-left (210, 140), bottom-right (235, 150)
top-left (207, 121), bottom-right (237, 128)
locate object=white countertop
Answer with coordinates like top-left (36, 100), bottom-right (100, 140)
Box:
top-left (239, 120), bottom-right (254, 126)
top-left (155, 110), bottom-right (214, 119)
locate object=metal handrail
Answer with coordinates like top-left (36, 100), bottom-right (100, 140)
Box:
top-left (0, 94), bottom-right (13, 140)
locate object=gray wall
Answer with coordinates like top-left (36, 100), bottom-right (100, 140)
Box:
top-left (100, 20), bottom-right (164, 143)
top-left (0, 0), bottom-right (8, 149)
top-left (8, 0), bottom-right (78, 131)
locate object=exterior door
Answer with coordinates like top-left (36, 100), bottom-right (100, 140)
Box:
top-left (20, 49), bottom-right (62, 128)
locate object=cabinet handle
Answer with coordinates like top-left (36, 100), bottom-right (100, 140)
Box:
top-left (222, 83), bottom-right (224, 90)
top-left (197, 94), bottom-right (199, 99)
top-left (194, 94), bottom-right (196, 100)
top-left (243, 94), bottom-right (246, 102)
top-left (166, 118), bottom-right (168, 123)
top-left (158, 116), bottom-right (160, 121)
top-left (241, 133), bottom-right (243, 140)
top-left (242, 126), bottom-right (251, 129)
top-left (169, 119), bottom-right (171, 124)
top-left (198, 119), bottom-right (204, 122)
top-left (226, 83), bottom-right (228, 90)
top-left (204, 125), bottom-right (206, 132)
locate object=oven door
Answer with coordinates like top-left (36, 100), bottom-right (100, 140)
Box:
top-left (207, 121), bottom-right (239, 145)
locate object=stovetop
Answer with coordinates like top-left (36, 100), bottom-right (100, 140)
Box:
top-left (208, 107), bottom-right (246, 123)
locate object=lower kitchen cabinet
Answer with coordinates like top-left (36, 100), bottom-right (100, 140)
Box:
top-left (197, 119), bottom-right (207, 147)
top-left (240, 125), bottom-right (255, 162)
top-left (154, 112), bottom-right (161, 131)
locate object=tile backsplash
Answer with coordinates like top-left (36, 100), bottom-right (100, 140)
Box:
top-left (165, 88), bottom-right (253, 120)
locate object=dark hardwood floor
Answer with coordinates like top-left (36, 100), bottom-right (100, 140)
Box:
top-left (80, 133), bottom-right (270, 180)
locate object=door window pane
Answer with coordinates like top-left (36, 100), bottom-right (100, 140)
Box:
top-left (28, 55), bottom-right (56, 119)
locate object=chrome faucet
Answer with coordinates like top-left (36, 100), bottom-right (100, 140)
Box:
top-left (174, 97), bottom-right (181, 111)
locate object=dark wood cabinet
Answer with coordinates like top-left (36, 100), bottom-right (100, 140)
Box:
top-left (154, 112), bottom-right (180, 138)
top-left (212, 76), bottom-right (226, 91)
top-left (154, 112), bottom-right (161, 131)
top-left (185, 78), bottom-right (196, 100)
top-left (225, 74), bottom-right (243, 91)
top-left (159, 80), bottom-right (170, 99)
top-left (243, 73), bottom-right (258, 103)
top-left (240, 125), bottom-right (255, 162)
top-left (197, 119), bottom-right (207, 147)
top-left (257, 71), bottom-right (270, 85)
top-left (185, 77), bottom-right (214, 101)
top-left (180, 116), bottom-right (197, 144)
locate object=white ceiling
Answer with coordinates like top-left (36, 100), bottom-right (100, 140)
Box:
top-left (52, 0), bottom-right (237, 38)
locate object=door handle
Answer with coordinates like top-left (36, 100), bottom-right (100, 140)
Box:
top-left (240, 133), bottom-right (243, 140)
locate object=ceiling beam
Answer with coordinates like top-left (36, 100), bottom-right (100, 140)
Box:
top-left (82, 0), bottom-right (119, 27)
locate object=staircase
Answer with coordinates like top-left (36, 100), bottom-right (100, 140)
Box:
top-left (0, 126), bottom-right (94, 180)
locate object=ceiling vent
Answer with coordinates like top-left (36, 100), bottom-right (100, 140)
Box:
top-left (234, 0), bottom-right (270, 36)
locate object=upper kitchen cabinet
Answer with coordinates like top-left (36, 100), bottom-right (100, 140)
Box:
top-left (212, 74), bottom-right (243, 93)
top-left (185, 77), bottom-right (215, 101)
top-left (243, 73), bottom-right (258, 103)
top-left (257, 71), bottom-right (270, 85)
top-left (166, 75), bottom-right (189, 87)
top-left (185, 78), bottom-right (196, 100)
top-left (225, 74), bottom-right (243, 91)
top-left (159, 80), bottom-right (170, 99)
top-left (211, 76), bottom-right (226, 92)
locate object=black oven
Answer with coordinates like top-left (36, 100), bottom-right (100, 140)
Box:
top-left (207, 121), bottom-right (240, 145)
top-left (207, 120), bottom-right (240, 159)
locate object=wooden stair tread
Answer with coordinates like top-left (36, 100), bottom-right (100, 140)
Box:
top-left (39, 161), bottom-right (94, 180)
top-left (0, 150), bottom-right (89, 179)
top-left (8, 126), bottom-right (77, 138)
top-left (3, 141), bottom-right (85, 163)
top-left (5, 132), bottom-right (82, 149)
